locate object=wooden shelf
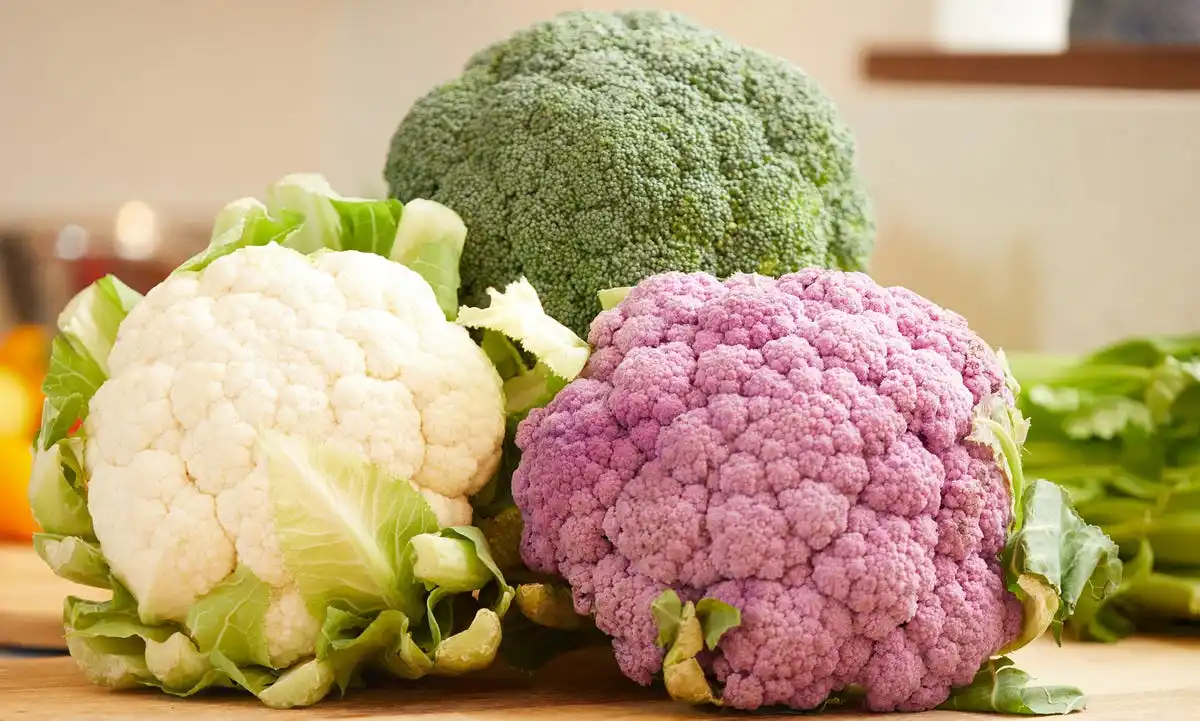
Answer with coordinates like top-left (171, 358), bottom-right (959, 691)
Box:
top-left (863, 45), bottom-right (1200, 90)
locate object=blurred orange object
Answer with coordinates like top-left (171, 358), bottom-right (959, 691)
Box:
top-left (0, 325), bottom-right (48, 389)
top-left (0, 434), bottom-right (36, 540)
top-left (0, 368), bottom-right (36, 439)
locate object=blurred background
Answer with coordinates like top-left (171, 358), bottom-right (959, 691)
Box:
top-left (0, 0), bottom-right (1197, 414)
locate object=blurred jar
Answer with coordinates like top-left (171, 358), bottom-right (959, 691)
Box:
top-left (1070, 0), bottom-right (1200, 45)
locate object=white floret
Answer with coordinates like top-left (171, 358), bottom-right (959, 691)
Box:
top-left (85, 244), bottom-right (505, 665)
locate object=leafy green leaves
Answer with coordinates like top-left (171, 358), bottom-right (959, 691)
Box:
top-left (389, 198), bottom-right (468, 319)
top-left (38, 276), bottom-right (142, 450)
top-left (1009, 335), bottom-right (1200, 639)
top-left (263, 431), bottom-right (439, 619)
top-left (939, 657), bottom-right (1087, 715)
top-left (649, 590), bottom-right (742, 707)
top-left (184, 565), bottom-right (273, 668)
top-left (998, 480), bottom-right (1122, 652)
top-left (176, 200), bottom-right (305, 273)
top-left (457, 278), bottom-right (590, 382)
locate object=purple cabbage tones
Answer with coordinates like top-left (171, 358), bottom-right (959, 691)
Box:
top-left (512, 269), bottom-right (1026, 712)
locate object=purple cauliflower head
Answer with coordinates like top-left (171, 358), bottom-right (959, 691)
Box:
top-left (512, 269), bottom-right (1025, 712)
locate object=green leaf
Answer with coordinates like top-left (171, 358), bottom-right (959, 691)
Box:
top-left (457, 278), bottom-right (590, 381)
top-left (503, 363), bottom-right (567, 419)
top-left (64, 633), bottom-right (153, 690)
top-left (55, 275), bottom-right (142, 376)
top-left (1066, 539), bottom-right (1155, 643)
top-left (475, 506), bottom-right (525, 576)
top-left (39, 334), bottom-right (106, 450)
top-left (208, 650), bottom-right (277, 696)
top-left (410, 533), bottom-right (494, 593)
top-left (479, 331), bottom-right (526, 381)
top-left (328, 197), bottom-right (404, 257)
top-left (262, 432), bottom-right (439, 619)
top-left (411, 526), bottom-right (513, 653)
top-left (33, 534), bottom-right (110, 588)
top-left (694, 598), bottom-right (741, 651)
top-left (28, 438), bottom-right (93, 538)
top-left (143, 632), bottom-right (227, 693)
top-left (319, 608), bottom-right (417, 693)
top-left (388, 198), bottom-right (468, 320)
top-left (939, 657), bottom-right (1087, 715)
top-left (969, 394), bottom-right (1031, 530)
top-left (177, 199), bottom-right (305, 273)
top-left (650, 591), bottom-right (722, 707)
top-left (258, 658), bottom-right (337, 710)
top-left (515, 583), bottom-right (582, 630)
top-left (432, 608), bottom-right (502, 675)
top-left (597, 286), bottom-right (632, 311)
top-left (999, 479), bottom-right (1122, 653)
top-left (263, 175), bottom-right (344, 254)
top-left (184, 565), bottom-right (273, 668)
top-left (1063, 397), bottom-right (1153, 441)
top-left (651, 589), bottom-right (684, 648)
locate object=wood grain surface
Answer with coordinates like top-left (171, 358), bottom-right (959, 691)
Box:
top-left (3, 541), bottom-right (1198, 718)
top-left (0, 631), bottom-right (1197, 718)
top-left (0, 542), bottom-right (102, 650)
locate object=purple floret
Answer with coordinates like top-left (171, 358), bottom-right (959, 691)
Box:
top-left (512, 269), bottom-right (1023, 711)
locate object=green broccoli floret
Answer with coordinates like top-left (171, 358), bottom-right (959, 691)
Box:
top-left (385, 10), bottom-right (875, 336)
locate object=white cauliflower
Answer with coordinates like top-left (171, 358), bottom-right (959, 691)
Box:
top-left (84, 243), bottom-right (504, 666)
top-left (26, 176), bottom-right (575, 708)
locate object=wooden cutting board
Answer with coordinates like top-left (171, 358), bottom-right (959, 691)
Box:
top-left (0, 542), bottom-right (102, 649)
top-left (0, 635), bottom-right (1197, 719)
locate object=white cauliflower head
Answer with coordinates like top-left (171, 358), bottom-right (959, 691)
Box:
top-left (84, 243), bottom-right (505, 666)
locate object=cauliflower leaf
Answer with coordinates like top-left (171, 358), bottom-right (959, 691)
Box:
top-left (650, 590), bottom-right (742, 707)
top-left (38, 276), bottom-right (141, 450)
top-left (28, 437), bottom-right (92, 538)
top-left (939, 657), bottom-right (1087, 715)
top-left (32, 534), bottom-right (110, 589)
top-left (457, 278), bottom-right (590, 381)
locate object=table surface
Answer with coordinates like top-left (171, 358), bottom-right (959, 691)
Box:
top-left (3, 542), bottom-right (1199, 718)
top-left (0, 542), bottom-right (102, 650)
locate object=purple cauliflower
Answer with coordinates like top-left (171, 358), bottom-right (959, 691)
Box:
top-left (512, 269), bottom-right (1032, 711)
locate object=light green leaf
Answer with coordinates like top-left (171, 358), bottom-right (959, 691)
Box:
top-left (999, 480), bottom-right (1122, 653)
top-left (39, 334), bottom-right (106, 450)
top-left (1067, 539), bottom-right (1154, 643)
top-left (144, 632), bottom-right (221, 692)
top-left (258, 658), bottom-right (337, 710)
top-left (55, 275), bottom-right (142, 376)
top-left (652, 589), bottom-right (684, 648)
top-left (694, 598), bottom-right (741, 651)
top-left (329, 197), bottom-right (405, 257)
top-left (514, 583), bottom-right (581, 630)
top-left (28, 438), bottom-right (93, 538)
top-left (379, 629), bottom-right (434, 680)
top-left (650, 590), bottom-right (722, 707)
top-left (436, 526), bottom-right (514, 618)
top-left (503, 363), bottom-right (567, 419)
top-left (410, 533), bottom-right (493, 593)
top-left (432, 608), bottom-right (502, 675)
top-left (65, 633), bottom-right (152, 690)
top-left (597, 286), bottom-right (633, 311)
top-left (968, 394), bottom-right (1030, 530)
top-left (1063, 397), bottom-right (1153, 441)
top-left (208, 650), bottom-right (276, 696)
top-left (262, 432), bottom-right (438, 619)
top-left (479, 330), bottom-right (526, 381)
top-left (457, 278), bottom-right (590, 381)
top-left (177, 201), bottom-right (305, 272)
top-left (939, 657), bottom-right (1087, 715)
top-left (184, 565), bottom-right (273, 668)
top-left (389, 198), bottom-right (467, 319)
top-left (33, 534), bottom-right (110, 588)
top-left (319, 608), bottom-right (416, 693)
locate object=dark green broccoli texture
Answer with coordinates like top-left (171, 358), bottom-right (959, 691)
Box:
top-left (385, 10), bottom-right (875, 335)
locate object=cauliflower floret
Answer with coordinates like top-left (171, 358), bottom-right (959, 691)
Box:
top-left (85, 244), bottom-right (506, 667)
top-left (513, 269), bottom-right (1023, 712)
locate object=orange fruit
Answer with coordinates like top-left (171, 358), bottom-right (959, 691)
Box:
top-left (0, 434), bottom-right (36, 540)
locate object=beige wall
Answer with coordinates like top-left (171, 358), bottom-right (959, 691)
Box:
top-left (1, 0), bottom-right (1197, 352)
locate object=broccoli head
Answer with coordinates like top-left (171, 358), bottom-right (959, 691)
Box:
top-left (385, 10), bottom-right (875, 336)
